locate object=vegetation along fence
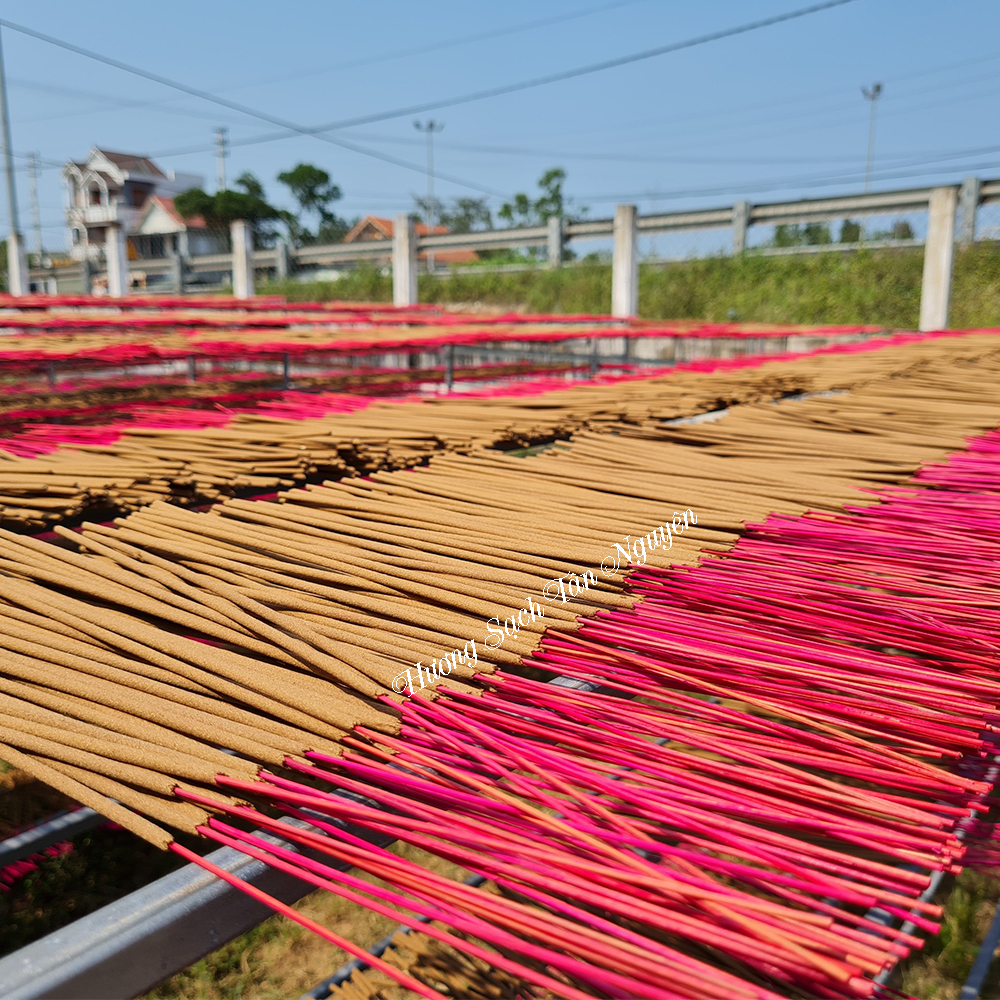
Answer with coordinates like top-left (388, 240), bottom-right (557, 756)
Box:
top-left (27, 176), bottom-right (997, 330)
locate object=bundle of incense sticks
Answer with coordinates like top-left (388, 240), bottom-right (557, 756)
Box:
top-left (157, 426), bottom-right (999, 998)
top-left (0, 359), bottom-right (999, 997)
top-left (1, 331), bottom-right (998, 532)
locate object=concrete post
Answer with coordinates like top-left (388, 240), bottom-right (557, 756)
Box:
top-left (6, 230), bottom-right (28, 295)
top-left (732, 201), bottom-right (750, 255)
top-left (958, 176), bottom-right (980, 246)
top-left (231, 219), bottom-right (254, 299)
top-left (611, 204), bottom-right (639, 318)
top-left (275, 241), bottom-right (291, 283)
top-left (105, 224), bottom-right (129, 298)
top-left (171, 254), bottom-right (186, 295)
top-left (918, 185), bottom-right (959, 332)
top-left (80, 256), bottom-right (92, 296)
top-left (393, 213), bottom-right (418, 307)
top-left (547, 215), bottom-right (564, 268)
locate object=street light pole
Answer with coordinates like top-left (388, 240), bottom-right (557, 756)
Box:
top-left (215, 126), bottom-right (229, 192)
top-left (861, 82), bottom-right (882, 194)
top-left (28, 152), bottom-right (42, 265)
top-left (0, 24), bottom-right (27, 295)
top-left (414, 119), bottom-right (444, 273)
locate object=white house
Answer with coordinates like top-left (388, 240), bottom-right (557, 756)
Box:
top-left (131, 196), bottom-right (224, 260)
top-left (62, 148), bottom-right (223, 262)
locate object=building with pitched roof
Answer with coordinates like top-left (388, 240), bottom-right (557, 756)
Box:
top-left (62, 148), bottom-right (213, 262)
top-left (343, 216), bottom-right (479, 264)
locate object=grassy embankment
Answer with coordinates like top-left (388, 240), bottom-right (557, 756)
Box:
top-left (264, 242), bottom-right (1000, 329)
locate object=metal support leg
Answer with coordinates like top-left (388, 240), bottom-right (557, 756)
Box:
top-left (282, 353), bottom-right (290, 391)
top-left (187, 355), bottom-right (196, 385)
top-left (445, 344), bottom-right (455, 391)
top-left (46, 361), bottom-right (57, 389)
top-left (589, 337), bottom-right (599, 377)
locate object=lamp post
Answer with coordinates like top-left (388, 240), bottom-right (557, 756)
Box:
top-left (215, 126), bottom-right (229, 192)
top-left (861, 82), bottom-right (882, 194)
top-left (414, 119), bottom-right (444, 273)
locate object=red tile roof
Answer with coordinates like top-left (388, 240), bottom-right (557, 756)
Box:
top-left (343, 215), bottom-right (478, 262)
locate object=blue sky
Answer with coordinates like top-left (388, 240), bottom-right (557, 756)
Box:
top-left (5, 0), bottom-right (1000, 251)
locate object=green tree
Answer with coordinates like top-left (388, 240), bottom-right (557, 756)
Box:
top-left (414, 196), bottom-right (492, 234)
top-left (499, 168), bottom-right (572, 227)
top-left (803, 222), bottom-right (831, 245)
top-left (498, 168), bottom-right (583, 261)
top-left (413, 195), bottom-right (445, 230)
top-left (276, 163), bottom-right (348, 245)
top-left (444, 197), bottom-right (492, 233)
top-left (840, 219), bottom-right (861, 243)
top-left (234, 171), bottom-right (266, 200)
top-left (175, 177), bottom-right (281, 247)
top-left (771, 222), bottom-right (831, 247)
top-left (870, 219), bottom-right (915, 241)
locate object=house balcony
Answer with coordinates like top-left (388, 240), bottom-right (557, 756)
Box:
top-left (71, 204), bottom-right (141, 229)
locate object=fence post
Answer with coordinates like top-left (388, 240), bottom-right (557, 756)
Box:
top-left (547, 215), bottom-right (564, 268)
top-left (918, 185), bottom-right (959, 332)
top-left (958, 176), bottom-right (980, 246)
top-left (171, 254), bottom-right (186, 295)
top-left (275, 241), bottom-right (291, 283)
top-left (6, 231), bottom-right (28, 295)
top-left (231, 220), bottom-right (255, 299)
top-left (105, 223), bottom-right (129, 298)
top-left (393, 213), bottom-right (418, 307)
top-left (611, 204), bottom-right (638, 318)
top-left (732, 201), bottom-right (750, 255)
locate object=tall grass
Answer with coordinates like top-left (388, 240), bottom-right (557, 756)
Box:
top-left (262, 243), bottom-right (1000, 329)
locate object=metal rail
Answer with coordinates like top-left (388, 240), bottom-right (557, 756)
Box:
top-left (0, 808), bottom-right (102, 867)
top-left (0, 679), bottom-right (605, 999)
top-left (28, 173), bottom-right (1000, 289)
top-left (0, 800), bottom-right (393, 1000)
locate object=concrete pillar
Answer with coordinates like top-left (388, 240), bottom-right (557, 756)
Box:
top-left (958, 176), bottom-right (980, 246)
top-left (393, 213), bottom-right (418, 307)
top-left (547, 215), bottom-right (565, 268)
top-left (6, 231), bottom-right (28, 296)
top-left (105, 224), bottom-right (130, 298)
top-left (732, 201), bottom-right (750, 255)
top-left (275, 241), bottom-right (291, 283)
top-left (171, 254), bottom-right (186, 295)
top-left (231, 219), bottom-right (254, 300)
top-left (611, 204), bottom-right (638, 318)
top-left (918, 185), bottom-right (959, 332)
top-left (79, 256), bottom-right (92, 296)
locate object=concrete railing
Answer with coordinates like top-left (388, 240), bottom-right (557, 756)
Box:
top-left (27, 175), bottom-right (1000, 330)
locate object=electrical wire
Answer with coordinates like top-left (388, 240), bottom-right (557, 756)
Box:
top-left (230, 0), bottom-right (650, 91)
top-left (5, 3), bottom-right (647, 130)
top-left (1, 1), bottom-right (859, 165)
top-left (0, 22), bottom-right (505, 198)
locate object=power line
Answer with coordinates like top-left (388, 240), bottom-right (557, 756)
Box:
top-left (231, 0), bottom-right (650, 91)
top-left (0, 18), bottom-right (505, 198)
top-left (9, 76), bottom-right (249, 127)
top-left (1, 1), bottom-right (859, 169)
top-left (577, 158), bottom-right (1000, 205)
top-left (4, 3), bottom-right (648, 134)
top-left (272, 0), bottom-right (862, 134)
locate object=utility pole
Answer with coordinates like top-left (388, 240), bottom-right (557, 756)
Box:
top-left (413, 119), bottom-right (444, 273)
top-left (215, 126), bottom-right (229, 192)
top-left (0, 24), bottom-right (28, 295)
top-left (28, 152), bottom-right (41, 265)
top-left (861, 82), bottom-right (882, 194)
